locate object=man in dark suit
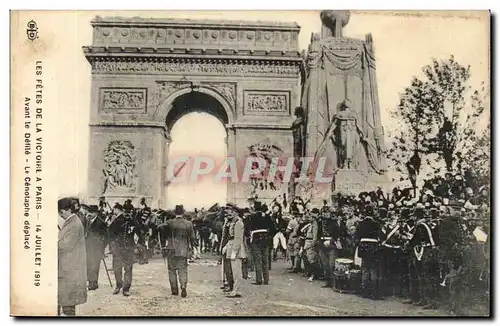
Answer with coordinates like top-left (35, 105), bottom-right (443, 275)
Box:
top-left (158, 205), bottom-right (196, 298)
top-left (108, 203), bottom-right (137, 296)
top-left (248, 201), bottom-right (275, 285)
top-left (85, 205), bottom-right (108, 290)
top-left (355, 204), bottom-right (384, 299)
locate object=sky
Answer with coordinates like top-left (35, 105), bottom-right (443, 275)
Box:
top-left (18, 10), bottom-right (488, 207)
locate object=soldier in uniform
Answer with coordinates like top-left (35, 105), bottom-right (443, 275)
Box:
top-left (286, 208), bottom-right (300, 271)
top-left (355, 204), bottom-right (384, 299)
top-left (304, 208), bottom-right (320, 282)
top-left (407, 203), bottom-right (440, 309)
top-left (85, 205), bottom-right (108, 290)
top-left (158, 205), bottom-right (196, 298)
top-left (248, 201), bottom-right (275, 285)
top-left (123, 199), bottom-right (134, 215)
top-left (225, 204), bottom-right (246, 298)
top-left (135, 208), bottom-right (151, 264)
top-left (220, 211), bottom-right (234, 293)
top-left (295, 211), bottom-right (312, 275)
top-left (108, 203), bottom-right (138, 296)
top-left (380, 206), bottom-right (407, 297)
top-left (317, 204), bottom-right (344, 288)
top-left (438, 203), bottom-right (466, 313)
top-left (271, 203), bottom-right (288, 261)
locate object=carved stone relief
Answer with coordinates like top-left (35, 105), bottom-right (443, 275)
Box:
top-left (100, 88), bottom-right (147, 112)
top-left (154, 81), bottom-right (191, 109)
top-left (244, 91), bottom-right (289, 116)
top-left (102, 140), bottom-right (137, 194)
top-left (204, 83), bottom-right (236, 107)
top-left (247, 140), bottom-right (285, 198)
top-left (91, 60), bottom-right (300, 77)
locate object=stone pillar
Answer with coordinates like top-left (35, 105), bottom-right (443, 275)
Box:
top-left (159, 132), bottom-right (171, 209)
top-left (226, 125), bottom-right (237, 205)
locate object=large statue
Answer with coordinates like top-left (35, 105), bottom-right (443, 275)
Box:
top-left (291, 106), bottom-right (306, 159)
top-left (315, 99), bottom-right (384, 174)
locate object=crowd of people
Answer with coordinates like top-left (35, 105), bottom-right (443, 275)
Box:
top-left (57, 172), bottom-right (490, 316)
top-left (212, 172), bottom-right (490, 315)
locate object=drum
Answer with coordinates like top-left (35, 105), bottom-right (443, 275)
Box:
top-left (333, 258), bottom-right (354, 293)
top-left (334, 258), bottom-right (354, 274)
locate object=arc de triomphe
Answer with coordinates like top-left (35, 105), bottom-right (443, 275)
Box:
top-left (83, 16), bottom-right (303, 208)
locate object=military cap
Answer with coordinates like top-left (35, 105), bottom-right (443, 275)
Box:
top-left (364, 204), bottom-right (374, 215)
top-left (415, 203), bottom-right (424, 210)
top-left (311, 208), bottom-right (320, 214)
top-left (58, 197), bottom-right (74, 212)
top-left (174, 205), bottom-right (185, 215)
top-left (114, 203), bottom-right (124, 210)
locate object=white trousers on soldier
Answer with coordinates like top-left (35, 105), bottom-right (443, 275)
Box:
top-left (273, 232), bottom-right (287, 250)
top-left (229, 258), bottom-right (243, 296)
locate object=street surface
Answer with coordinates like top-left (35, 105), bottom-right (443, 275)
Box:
top-left (79, 254), bottom-right (460, 317)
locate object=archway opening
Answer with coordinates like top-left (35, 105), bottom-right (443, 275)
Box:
top-left (165, 91), bottom-right (228, 211)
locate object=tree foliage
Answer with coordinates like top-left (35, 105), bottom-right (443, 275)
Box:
top-left (388, 55), bottom-right (489, 184)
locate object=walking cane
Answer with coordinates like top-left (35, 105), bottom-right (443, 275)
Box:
top-left (101, 257), bottom-right (113, 288)
top-left (157, 233), bottom-right (168, 269)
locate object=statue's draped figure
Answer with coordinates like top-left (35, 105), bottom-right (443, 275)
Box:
top-left (301, 10), bottom-right (387, 178)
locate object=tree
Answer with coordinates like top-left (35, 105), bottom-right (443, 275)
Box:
top-left (387, 77), bottom-right (435, 187)
top-left (388, 55), bottom-right (489, 185)
top-left (461, 120), bottom-right (490, 188)
top-left (422, 55), bottom-right (488, 173)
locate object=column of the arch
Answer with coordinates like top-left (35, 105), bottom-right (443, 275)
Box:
top-left (225, 125), bottom-right (237, 205)
top-left (159, 130), bottom-right (172, 210)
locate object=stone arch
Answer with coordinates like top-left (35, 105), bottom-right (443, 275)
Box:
top-left (156, 85), bottom-right (235, 127)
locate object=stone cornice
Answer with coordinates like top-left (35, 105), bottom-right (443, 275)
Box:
top-left (227, 123), bottom-right (293, 130)
top-left (90, 121), bottom-right (166, 129)
top-left (89, 16), bottom-right (301, 53)
top-left (92, 16), bottom-right (301, 30)
top-left (83, 46), bottom-right (302, 61)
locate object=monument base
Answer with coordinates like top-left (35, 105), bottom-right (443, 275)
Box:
top-left (333, 169), bottom-right (392, 196)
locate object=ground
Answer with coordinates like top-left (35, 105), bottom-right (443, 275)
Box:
top-left (78, 254), bottom-right (482, 317)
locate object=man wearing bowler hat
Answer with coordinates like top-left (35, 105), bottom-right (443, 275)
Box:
top-left (108, 203), bottom-right (138, 296)
top-left (158, 205), bottom-right (196, 298)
